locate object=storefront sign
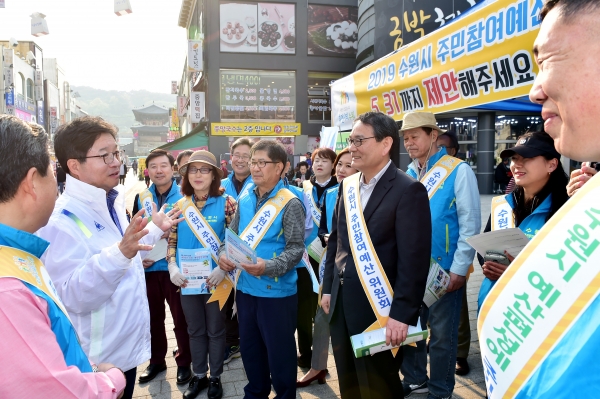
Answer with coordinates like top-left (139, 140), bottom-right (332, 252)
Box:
top-left (191, 92), bottom-right (205, 123)
top-left (37, 100), bottom-right (44, 125)
top-left (171, 81), bottom-right (178, 94)
top-left (35, 70), bottom-right (44, 86)
top-left (331, 0), bottom-right (543, 130)
top-left (5, 89), bottom-right (14, 106)
top-left (211, 122), bottom-right (301, 136)
top-left (220, 69), bottom-right (295, 121)
top-left (15, 97), bottom-right (36, 113)
top-left (170, 109), bottom-right (179, 131)
top-left (188, 40), bottom-right (203, 72)
top-left (307, 5), bottom-right (358, 57)
top-left (15, 109), bottom-right (34, 122)
top-left (374, 0), bottom-right (484, 59)
top-left (177, 96), bottom-right (188, 117)
top-left (50, 106), bottom-right (58, 133)
top-left (219, 2), bottom-right (296, 54)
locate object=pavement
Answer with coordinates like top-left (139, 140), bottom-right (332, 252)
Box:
top-left (123, 174), bottom-right (493, 399)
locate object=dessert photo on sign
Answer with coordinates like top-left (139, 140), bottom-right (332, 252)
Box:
top-left (307, 4), bottom-right (358, 56)
top-left (220, 2), bottom-right (296, 54)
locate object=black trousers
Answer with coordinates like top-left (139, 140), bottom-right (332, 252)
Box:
top-left (296, 259), bottom-right (319, 362)
top-left (122, 368), bottom-right (137, 399)
top-left (330, 285), bottom-right (405, 399)
top-left (225, 290), bottom-right (240, 347)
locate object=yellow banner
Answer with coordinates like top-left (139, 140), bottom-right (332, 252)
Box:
top-left (211, 122), bottom-right (301, 136)
top-left (331, 0), bottom-right (544, 129)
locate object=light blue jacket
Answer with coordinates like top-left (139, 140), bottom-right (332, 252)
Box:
top-left (407, 148), bottom-right (481, 275)
top-left (221, 172), bottom-right (253, 201)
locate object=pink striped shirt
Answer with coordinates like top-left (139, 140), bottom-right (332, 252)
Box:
top-left (0, 278), bottom-right (126, 399)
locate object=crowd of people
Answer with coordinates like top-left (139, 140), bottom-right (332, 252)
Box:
top-left (1, 1), bottom-right (599, 398)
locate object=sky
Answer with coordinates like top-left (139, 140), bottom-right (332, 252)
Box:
top-left (0, 0), bottom-right (188, 94)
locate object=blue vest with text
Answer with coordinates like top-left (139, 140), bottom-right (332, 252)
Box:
top-left (407, 149), bottom-right (461, 271)
top-left (477, 193), bottom-right (551, 310)
top-left (304, 182), bottom-right (337, 247)
top-left (324, 185), bottom-right (340, 233)
top-left (137, 181), bottom-right (183, 272)
top-left (222, 172), bottom-right (253, 201)
top-left (0, 224), bottom-right (92, 372)
top-left (176, 195), bottom-right (228, 271)
top-left (237, 180), bottom-right (297, 298)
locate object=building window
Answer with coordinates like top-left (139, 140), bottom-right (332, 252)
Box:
top-left (16, 73), bottom-right (25, 98)
top-left (27, 79), bottom-right (34, 101)
top-left (308, 72), bottom-right (343, 123)
top-left (220, 69), bottom-right (295, 121)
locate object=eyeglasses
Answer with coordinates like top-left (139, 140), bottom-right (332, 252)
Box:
top-left (188, 166), bottom-right (213, 175)
top-left (232, 154), bottom-right (250, 161)
top-left (346, 136), bottom-right (376, 147)
top-left (79, 150), bottom-right (121, 165)
top-left (248, 160), bottom-right (280, 169)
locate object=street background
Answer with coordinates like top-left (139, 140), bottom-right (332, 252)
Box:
top-left (122, 172), bottom-right (490, 399)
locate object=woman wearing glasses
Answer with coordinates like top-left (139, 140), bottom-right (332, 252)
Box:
top-left (167, 151), bottom-right (237, 399)
top-left (296, 147), bottom-right (339, 370)
top-left (297, 147), bottom-right (358, 387)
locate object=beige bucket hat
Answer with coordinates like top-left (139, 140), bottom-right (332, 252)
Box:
top-left (400, 111), bottom-right (446, 134)
top-left (178, 150), bottom-right (223, 179)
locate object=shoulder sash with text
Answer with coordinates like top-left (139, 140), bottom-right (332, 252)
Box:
top-left (479, 173), bottom-right (600, 398)
top-left (140, 189), bottom-right (154, 220)
top-left (343, 173), bottom-right (399, 356)
top-left (419, 155), bottom-right (463, 199)
top-left (302, 180), bottom-right (321, 226)
top-left (491, 195), bottom-right (515, 231)
top-left (0, 245), bottom-right (71, 322)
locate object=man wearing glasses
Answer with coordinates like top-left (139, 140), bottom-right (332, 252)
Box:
top-left (221, 138), bottom-right (254, 201)
top-left (321, 112), bottom-right (432, 399)
top-left (218, 140), bottom-right (305, 399)
top-left (37, 116), bottom-right (182, 399)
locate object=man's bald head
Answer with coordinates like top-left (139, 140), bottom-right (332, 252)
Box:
top-left (541, 0), bottom-right (600, 23)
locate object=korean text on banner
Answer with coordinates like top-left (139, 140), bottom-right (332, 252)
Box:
top-left (211, 122), bottom-right (301, 136)
top-left (331, 0), bottom-right (544, 129)
top-left (177, 96), bottom-right (188, 117)
top-left (188, 40), bottom-right (203, 72)
top-left (191, 92), bottom-right (205, 123)
top-left (478, 173), bottom-right (600, 399)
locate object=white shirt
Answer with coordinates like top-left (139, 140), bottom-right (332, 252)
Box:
top-left (359, 160), bottom-right (392, 211)
top-left (37, 174), bottom-right (164, 371)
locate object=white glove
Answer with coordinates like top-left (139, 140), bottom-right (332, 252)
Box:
top-left (168, 261), bottom-right (187, 287)
top-left (207, 267), bottom-right (226, 288)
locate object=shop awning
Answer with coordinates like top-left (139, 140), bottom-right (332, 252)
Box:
top-left (152, 129), bottom-right (209, 152)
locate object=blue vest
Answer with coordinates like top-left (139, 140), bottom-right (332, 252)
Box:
top-left (237, 180), bottom-right (298, 298)
top-left (137, 181), bottom-right (183, 272)
top-left (304, 182), bottom-right (338, 247)
top-left (222, 172), bottom-right (253, 201)
top-left (407, 148), bottom-right (462, 271)
top-left (477, 193), bottom-right (552, 310)
top-left (176, 195), bottom-right (228, 270)
top-left (285, 183), bottom-right (309, 271)
top-left (324, 186), bottom-right (340, 233)
top-left (0, 223), bottom-right (92, 372)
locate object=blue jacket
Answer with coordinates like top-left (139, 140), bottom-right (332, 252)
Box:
top-left (137, 181), bottom-right (183, 272)
top-left (0, 223), bottom-right (92, 372)
top-left (236, 180), bottom-right (297, 298)
top-left (176, 194), bottom-right (228, 270)
top-left (222, 172), bottom-right (253, 201)
top-left (477, 193), bottom-right (552, 310)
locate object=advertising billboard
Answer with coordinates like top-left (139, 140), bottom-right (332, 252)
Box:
top-left (307, 5), bottom-right (358, 57)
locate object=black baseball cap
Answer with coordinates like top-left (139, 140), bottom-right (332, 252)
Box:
top-left (500, 134), bottom-right (561, 159)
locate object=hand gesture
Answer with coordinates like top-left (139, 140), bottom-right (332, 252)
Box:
top-left (118, 209), bottom-right (152, 259)
top-left (567, 162), bottom-right (597, 197)
top-left (218, 254), bottom-right (236, 272)
top-left (150, 203), bottom-right (183, 232)
top-left (241, 258), bottom-right (266, 277)
top-left (385, 317), bottom-right (408, 347)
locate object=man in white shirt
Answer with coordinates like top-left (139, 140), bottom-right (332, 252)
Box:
top-left (37, 116), bottom-right (181, 399)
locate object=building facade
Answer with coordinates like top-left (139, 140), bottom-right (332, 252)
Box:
top-left (177, 0), bottom-right (359, 159)
top-left (131, 104), bottom-right (170, 156)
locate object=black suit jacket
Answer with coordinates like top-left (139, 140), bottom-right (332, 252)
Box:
top-left (322, 162), bottom-right (432, 335)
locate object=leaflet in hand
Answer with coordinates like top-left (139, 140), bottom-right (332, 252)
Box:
top-left (178, 248), bottom-right (212, 295)
top-left (350, 318), bottom-right (428, 358)
top-left (145, 238), bottom-right (168, 262)
top-left (466, 228), bottom-right (530, 258)
top-left (422, 261), bottom-right (450, 307)
top-left (225, 229), bottom-right (257, 269)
